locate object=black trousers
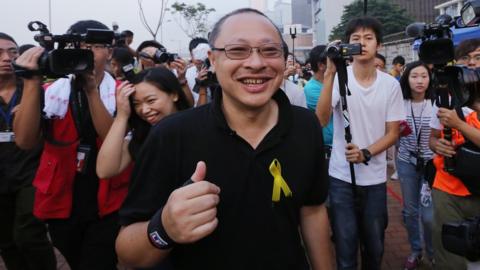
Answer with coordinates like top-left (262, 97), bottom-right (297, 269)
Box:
top-left (47, 212), bottom-right (120, 270)
top-left (0, 186), bottom-right (57, 270)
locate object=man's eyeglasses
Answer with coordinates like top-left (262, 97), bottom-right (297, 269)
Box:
top-left (211, 43), bottom-right (283, 60)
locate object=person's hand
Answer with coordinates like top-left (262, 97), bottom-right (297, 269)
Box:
top-left (284, 64), bottom-right (295, 78)
top-left (170, 58), bottom-right (187, 82)
top-left (196, 67), bottom-right (209, 81)
top-left (433, 138), bottom-right (456, 158)
top-left (437, 107), bottom-right (463, 129)
top-left (324, 40), bottom-right (341, 76)
top-left (115, 81), bottom-right (135, 119)
top-left (161, 161), bottom-right (220, 244)
top-left (14, 47), bottom-right (44, 71)
top-left (345, 143), bottom-right (365, 163)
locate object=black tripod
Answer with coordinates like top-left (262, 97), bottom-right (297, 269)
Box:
top-left (333, 57), bottom-right (371, 269)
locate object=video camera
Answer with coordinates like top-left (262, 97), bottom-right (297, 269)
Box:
top-left (14, 21), bottom-right (114, 78)
top-left (139, 48), bottom-right (179, 65)
top-left (442, 216), bottom-right (480, 261)
top-left (326, 43), bottom-right (362, 60)
top-left (405, 0), bottom-right (480, 261)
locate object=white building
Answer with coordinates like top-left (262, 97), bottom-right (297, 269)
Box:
top-left (311, 0), bottom-right (356, 44)
top-left (249, 0), bottom-right (268, 12)
top-left (435, 0), bottom-right (466, 17)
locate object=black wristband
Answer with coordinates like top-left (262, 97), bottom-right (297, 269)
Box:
top-left (147, 207), bottom-right (176, 250)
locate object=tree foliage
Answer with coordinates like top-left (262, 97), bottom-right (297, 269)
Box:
top-left (329, 0), bottom-right (413, 41)
top-left (170, 2), bottom-right (216, 39)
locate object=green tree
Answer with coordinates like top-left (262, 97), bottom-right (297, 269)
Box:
top-left (170, 2), bottom-right (216, 39)
top-left (329, 0), bottom-right (413, 41)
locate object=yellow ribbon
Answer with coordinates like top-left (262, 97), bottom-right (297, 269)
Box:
top-left (269, 159), bottom-right (292, 202)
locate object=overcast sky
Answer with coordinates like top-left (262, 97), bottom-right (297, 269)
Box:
top-left (1, 0), bottom-right (278, 56)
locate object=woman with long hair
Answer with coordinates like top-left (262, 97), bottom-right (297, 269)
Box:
top-left (397, 61), bottom-right (435, 269)
top-left (97, 66), bottom-right (191, 179)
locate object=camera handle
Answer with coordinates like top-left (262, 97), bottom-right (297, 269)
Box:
top-left (436, 82), bottom-right (456, 173)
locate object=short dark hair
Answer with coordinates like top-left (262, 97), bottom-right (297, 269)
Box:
top-left (208, 8), bottom-right (283, 46)
top-left (344, 16), bottom-right (383, 44)
top-left (136, 40), bottom-right (165, 53)
top-left (375, 53), bottom-right (386, 65)
top-left (309, 45), bottom-right (327, 72)
top-left (67, 20), bottom-right (109, 35)
top-left (400, 61), bottom-right (432, 100)
top-left (455, 38), bottom-right (480, 60)
top-left (0, 32), bottom-right (17, 45)
top-left (189, 37), bottom-right (208, 52)
top-left (128, 67), bottom-right (191, 159)
top-left (392, 55), bottom-right (405, 65)
top-left (121, 30), bottom-right (134, 37)
top-left (112, 47), bottom-right (134, 66)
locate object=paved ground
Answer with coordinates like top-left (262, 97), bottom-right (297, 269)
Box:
top-left (0, 170), bottom-right (430, 270)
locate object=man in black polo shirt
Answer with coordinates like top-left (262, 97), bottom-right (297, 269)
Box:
top-left (0, 33), bottom-right (56, 269)
top-left (116, 8), bottom-right (332, 270)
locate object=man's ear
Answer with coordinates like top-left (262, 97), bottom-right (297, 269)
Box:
top-left (376, 42), bottom-right (383, 52)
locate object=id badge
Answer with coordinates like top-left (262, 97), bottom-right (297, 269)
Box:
top-left (0, 132), bottom-right (15, 143)
top-left (76, 144), bottom-right (91, 174)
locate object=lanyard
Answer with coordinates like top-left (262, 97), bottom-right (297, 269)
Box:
top-left (410, 100), bottom-right (426, 153)
top-left (0, 91), bottom-right (18, 131)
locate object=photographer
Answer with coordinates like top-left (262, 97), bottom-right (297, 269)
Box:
top-left (0, 32), bottom-right (56, 270)
top-left (185, 38), bottom-right (213, 106)
top-left (429, 39), bottom-right (480, 269)
top-left (13, 20), bottom-right (130, 269)
top-left (316, 17), bottom-right (405, 269)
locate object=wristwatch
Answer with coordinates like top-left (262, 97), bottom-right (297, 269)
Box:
top-left (361, 148), bottom-right (372, 165)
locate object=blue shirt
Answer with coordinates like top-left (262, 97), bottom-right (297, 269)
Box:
top-left (304, 78), bottom-right (333, 146)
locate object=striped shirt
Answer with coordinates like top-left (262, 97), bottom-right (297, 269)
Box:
top-left (398, 99), bottom-right (434, 163)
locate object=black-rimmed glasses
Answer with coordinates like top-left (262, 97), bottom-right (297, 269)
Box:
top-left (211, 43), bottom-right (283, 60)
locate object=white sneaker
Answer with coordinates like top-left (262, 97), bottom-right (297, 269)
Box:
top-left (391, 171), bottom-right (398, 180)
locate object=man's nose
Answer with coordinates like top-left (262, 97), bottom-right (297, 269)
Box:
top-left (245, 48), bottom-right (266, 68)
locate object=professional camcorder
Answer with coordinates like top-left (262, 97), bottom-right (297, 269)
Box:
top-left (442, 216), bottom-right (480, 261)
top-left (14, 21), bottom-right (114, 78)
top-left (139, 48), bottom-right (179, 64)
top-left (326, 43), bottom-right (362, 60)
top-left (405, 0), bottom-right (480, 261)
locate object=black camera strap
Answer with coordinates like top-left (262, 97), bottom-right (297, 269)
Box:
top-left (410, 100), bottom-right (426, 156)
top-left (69, 79), bottom-right (96, 146)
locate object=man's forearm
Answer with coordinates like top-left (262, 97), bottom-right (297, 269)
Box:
top-left (116, 222), bottom-right (170, 268)
top-left (315, 72), bottom-right (334, 127)
top-left (13, 78), bottom-right (42, 149)
top-left (367, 121), bottom-right (400, 156)
top-left (300, 204), bottom-right (333, 270)
top-left (86, 90), bottom-right (113, 140)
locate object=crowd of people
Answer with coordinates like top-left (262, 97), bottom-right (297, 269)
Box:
top-left (0, 7), bottom-right (480, 270)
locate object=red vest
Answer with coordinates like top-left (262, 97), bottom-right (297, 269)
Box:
top-left (32, 98), bottom-right (131, 220)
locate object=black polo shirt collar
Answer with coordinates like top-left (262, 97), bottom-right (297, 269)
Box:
top-left (210, 87), bottom-right (293, 152)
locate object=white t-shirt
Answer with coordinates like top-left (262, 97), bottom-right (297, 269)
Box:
top-left (329, 66), bottom-right (406, 186)
top-left (281, 79), bottom-right (307, 108)
top-left (185, 66), bottom-right (200, 105)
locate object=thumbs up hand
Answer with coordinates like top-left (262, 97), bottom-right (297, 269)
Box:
top-left (161, 161), bottom-right (220, 244)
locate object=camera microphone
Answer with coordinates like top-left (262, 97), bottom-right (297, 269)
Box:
top-left (405, 22), bottom-right (426, 38)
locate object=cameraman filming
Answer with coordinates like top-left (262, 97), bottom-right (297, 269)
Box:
top-left (13, 20), bottom-right (130, 270)
top-left (429, 38), bottom-right (480, 269)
